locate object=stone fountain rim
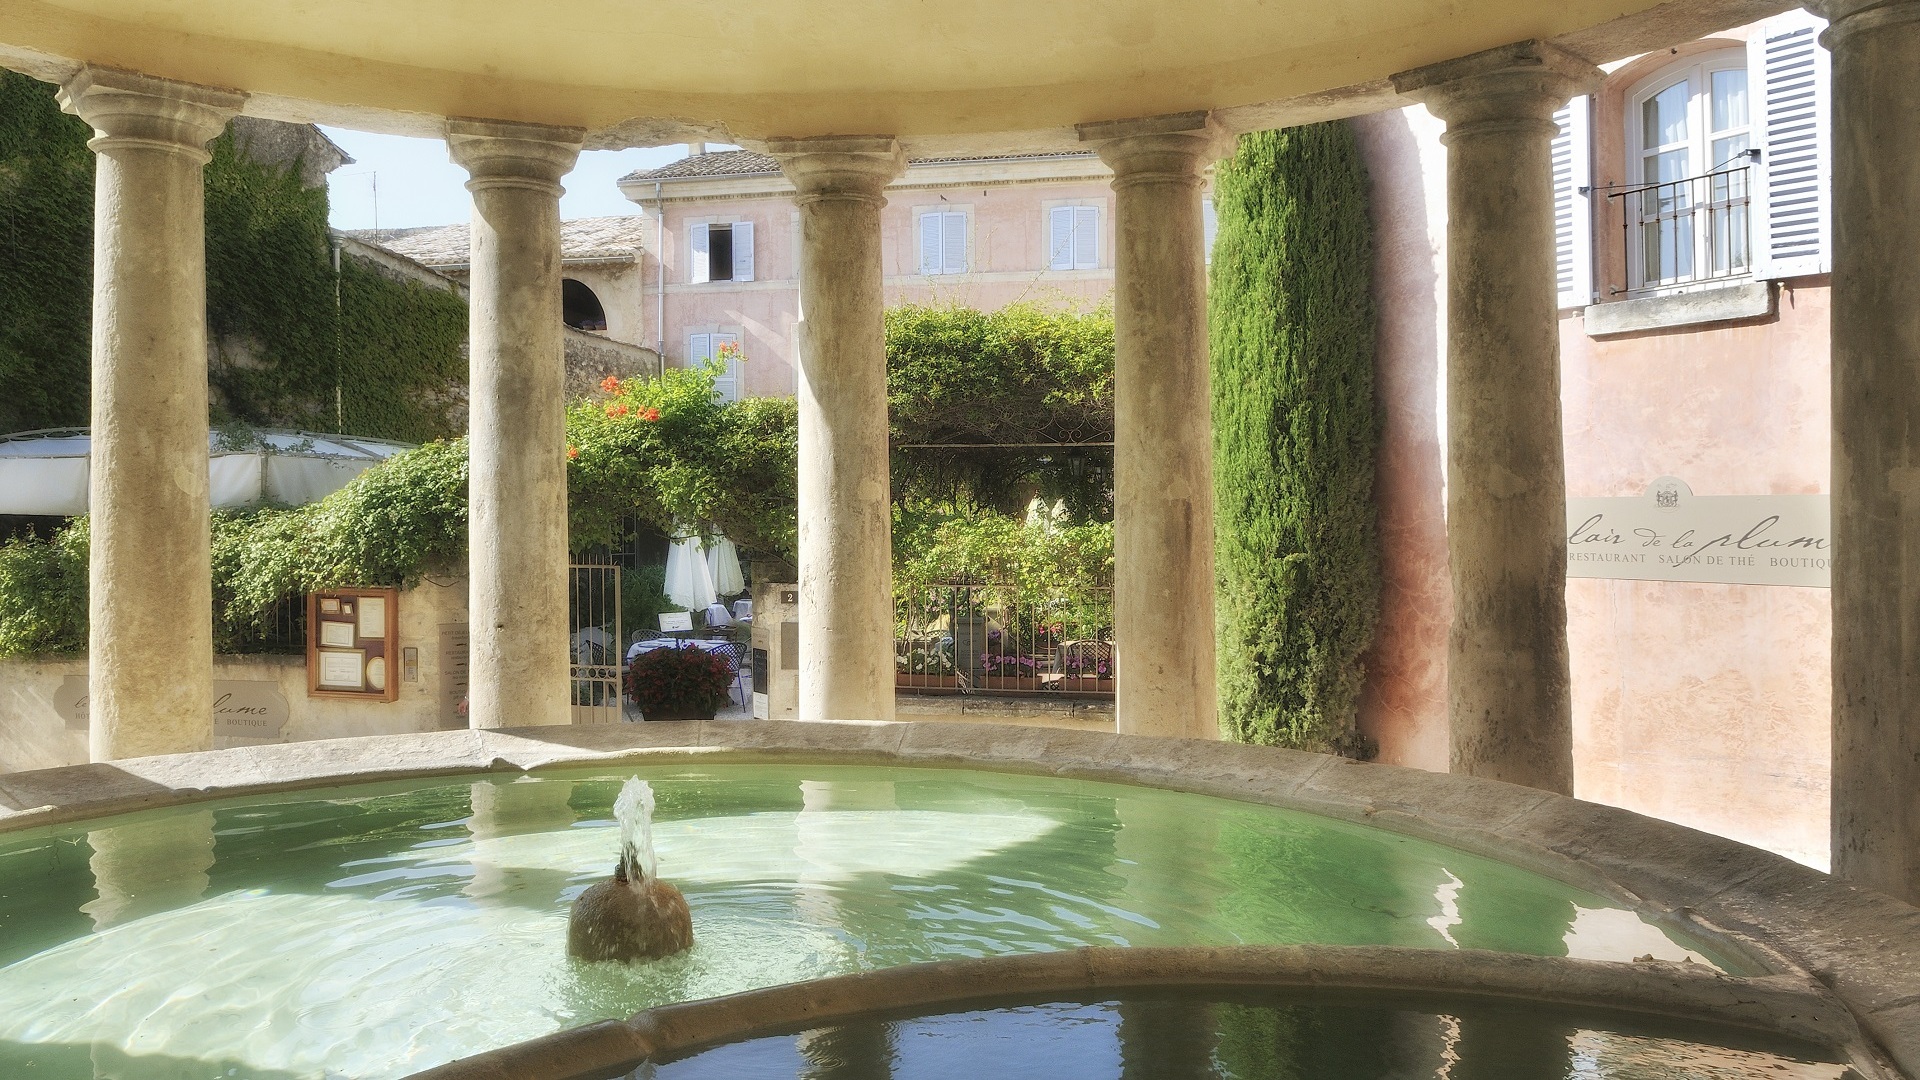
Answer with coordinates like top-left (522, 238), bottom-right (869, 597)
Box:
top-left (0, 720), bottom-right (1915, 1076)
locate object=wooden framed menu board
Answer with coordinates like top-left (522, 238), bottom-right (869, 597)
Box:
top-left (306, 587), bottom-right (400, 701)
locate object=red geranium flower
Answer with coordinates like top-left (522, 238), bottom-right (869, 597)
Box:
top-left (641, 407), bottom-right (661, 422)
top-left (608, 403), bottom-right (630, 418)
top-left (567, 445), bottom-right (579, 460)
top-left (600, 375), bottom-right (622, 393)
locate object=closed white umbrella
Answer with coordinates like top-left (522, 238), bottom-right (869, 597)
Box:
top-left (706, 535), bottom-right (745, 596)
top-left (663, 534), bottom-right (718, 611)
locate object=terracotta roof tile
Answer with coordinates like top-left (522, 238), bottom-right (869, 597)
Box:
top-left (348, 215), bottom-right (650, 266)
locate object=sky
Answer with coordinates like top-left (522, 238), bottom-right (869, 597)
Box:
top-left (321, 128), bottom-right (712, 232)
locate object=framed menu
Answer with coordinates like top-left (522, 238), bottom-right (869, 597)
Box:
top-left (307, 587), bottom-right (400, 702)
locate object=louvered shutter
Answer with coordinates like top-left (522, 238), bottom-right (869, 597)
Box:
top-left (731, 221), bottom-right (754, 282)
top-left (920, 212), bottom-right (943, 274)
top-left (711, 333), bottom-right (741, 402)
top-left (1048, 206), bottom-right (1075, 270)
top-left (1202, 197), bottom-right (1219, 264)
top-left (1073, 206), bottom-right (1099, 269)
top-left (688, 223), bottom-right (710, 284)
top-left (1750, 10), bottom-right (1831, 279)
top-left (942, 212), bottom-right (967, 274)
top-left (1551, 95), bottom-right (1594, 309)
top-left (688, 332), bottom-right (711, 365)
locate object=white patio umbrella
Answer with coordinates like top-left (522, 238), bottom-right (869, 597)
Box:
top-left (663, 534), bottom-right (719, 611)
top-left (706, 535), bottom-right (745, 596)
top-left (0, 427), bottom-right (412, 515)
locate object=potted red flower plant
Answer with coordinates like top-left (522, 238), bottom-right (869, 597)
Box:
top-left (625, 645), bottom-right (735, 721)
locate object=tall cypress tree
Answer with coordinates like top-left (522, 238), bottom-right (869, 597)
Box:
top-left (1210, 122), bottom-right (1380, 753)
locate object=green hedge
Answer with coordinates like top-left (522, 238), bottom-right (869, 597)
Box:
top-left (0, 71), bottom-right (468, 442)
top-left (1210, 122), bottom-right (1381, 754)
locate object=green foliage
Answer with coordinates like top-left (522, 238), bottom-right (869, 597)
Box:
top-left (567, 363), bottom-right (798, 562)
top-left (621, 564), bottom-right (680, 636)
top-left (212, 438), bottom-right (468, 636)
top-left (0, 519), bottom-right (87, 656)
top-left (1210, 122), bottom-right (1381, 754)
top-left (887, 303), bottom-right (1114, 520)
top-left (0, 73), bottom-right (93, 433)
top-left (0, 72), bottom-right (468, 442)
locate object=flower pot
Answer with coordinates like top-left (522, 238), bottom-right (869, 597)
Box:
top-left (1056, 677), bottom-right (1116, 693)
top-left (637, 701), bottom-right (720, 721)
top-left (977, 675), bottom-right (1047, 692)
top-left (896, 674), bottom-right (960, 691)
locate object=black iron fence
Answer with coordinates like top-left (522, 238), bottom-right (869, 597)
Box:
top-left (218, 594), bottom-right (306, 654)
top-left (895, 584), bottom-right (1114, 696)
top-left (1610, 165), bottom-right (1752, 294)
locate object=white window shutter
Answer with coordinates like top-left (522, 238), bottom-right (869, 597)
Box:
top-left (688, 332), bottom-right (711, 364)
top-left (942, 212), bottom-right (967, 274)
top-left (711, 333), bottom-right (741, 401)
top-left (1750, 10), bottom-right (1831, 279)
top-left (688, 223), bottom-right (710, 284)
top-left (920, 212), bottom-right (943, 274)
top-left (1202, 197), bottom-right (1219, 264)
top-left (1073, 206), bottom-right (1099, 269)
top-left (731, 221), bottom-right (754, 282)
top-left (1551, 95), bottom-right (1594, 309)
top-left (1048, 206), bottom-right (1075, 270)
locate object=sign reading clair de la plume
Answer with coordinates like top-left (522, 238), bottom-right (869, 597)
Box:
top-left (1566, 477), bottom-right (1830, 588)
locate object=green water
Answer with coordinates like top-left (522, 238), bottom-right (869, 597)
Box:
top-left (0, 764), bottom-right (1738, 1080)
top-left (647, 994), bottom-right (1852, 1080)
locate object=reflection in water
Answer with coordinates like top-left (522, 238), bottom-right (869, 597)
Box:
top-left (84, 810), bottom-right (214, 930)
top-left (654, 997), bottom-right (1852, 1080)
top-left (465, 778), bottom-right (577, 905)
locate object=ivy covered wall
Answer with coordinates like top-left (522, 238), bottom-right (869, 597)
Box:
top-left (0, 71), bottom-right (468, 442)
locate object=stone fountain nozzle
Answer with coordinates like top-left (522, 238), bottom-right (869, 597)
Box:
top-left (567, 778), bottom-right (693, 962)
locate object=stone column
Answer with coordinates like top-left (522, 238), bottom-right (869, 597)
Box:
top-left (447, 119), bottom-right (582, 730)
top-left (1081, 114), bottom-right (1223, 740)
top-left (1393, 43), bottom-right (1599, 793)
top-left (1819, 0), bottom-right (1920, 903)
top-left (768, 137), bottom-right (904, 722)
top-left (57, 69), bottom-right (243, 762)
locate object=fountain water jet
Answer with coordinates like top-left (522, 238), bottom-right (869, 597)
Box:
top-left (567, 778), bottom-right (693, 962)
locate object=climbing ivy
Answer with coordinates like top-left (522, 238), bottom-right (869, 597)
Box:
top-left (0, 70), bottom-right (468, 443)
top-left (1210, 122), bottom-right (1381, 755)
top-left (0, 72), bottom-right (93, 434)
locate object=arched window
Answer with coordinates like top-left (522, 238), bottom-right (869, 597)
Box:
top-left (562, 279), bottom-right (607, 332)
top-left (1625, 52), bottom-right (1754, 290)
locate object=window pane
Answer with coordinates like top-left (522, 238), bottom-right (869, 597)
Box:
top-left (1711, 132), bottom-right (1750, 174)
top-left (1711, 68), bottom-right (1748, 133)
top-left (1643, 79), bottom-right (1690, 149)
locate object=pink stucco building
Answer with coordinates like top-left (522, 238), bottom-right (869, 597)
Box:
top-left (612, 147), bottom-right (1142, 399)
top-left (1357, 9), bottom-right (1835, 867)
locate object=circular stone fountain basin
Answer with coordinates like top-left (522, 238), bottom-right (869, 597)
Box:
top-left (0, 763), bottom-right (1734, 1080)
top-left (644, 991), bottom-right (1853, 1080)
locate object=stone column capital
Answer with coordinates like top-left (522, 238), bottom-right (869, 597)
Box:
top-left (1392, 41), bottom-right (1601, 138)
top-left (765, 136), bottom-right (905, 205)
top-left (446, 118), bottom-right (585, 196)
top-left (1813, 0), bottom-right (1920, 47)
top-left (1079, 112), bottom-right (1229, 188)
top-left (57, 66), bottom-right (245, 164)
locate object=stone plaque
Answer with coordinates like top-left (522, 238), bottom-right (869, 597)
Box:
top-left (1567, 477), bottom-right (1830, 588)
top-left (212, 681), bottom-right (290, 740)
top-left (56, 676), bottom-right (288, 738)
top-left (54, 675), bottom-right (87, 729)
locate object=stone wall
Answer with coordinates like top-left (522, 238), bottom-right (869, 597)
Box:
top-left (0, 577), bottom-right (468, 774)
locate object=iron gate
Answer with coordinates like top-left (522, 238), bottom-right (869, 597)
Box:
top-left (569, 562), bottom-right (623, 724)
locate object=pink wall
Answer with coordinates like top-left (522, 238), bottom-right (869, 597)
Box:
top-left (1355, 102), bottom-right (1833, 867)
top-left (639, 179), bottom-right (1118, 398)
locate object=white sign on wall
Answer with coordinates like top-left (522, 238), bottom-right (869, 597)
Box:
top-left (1566, 476), bottom-right (1830, 588)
